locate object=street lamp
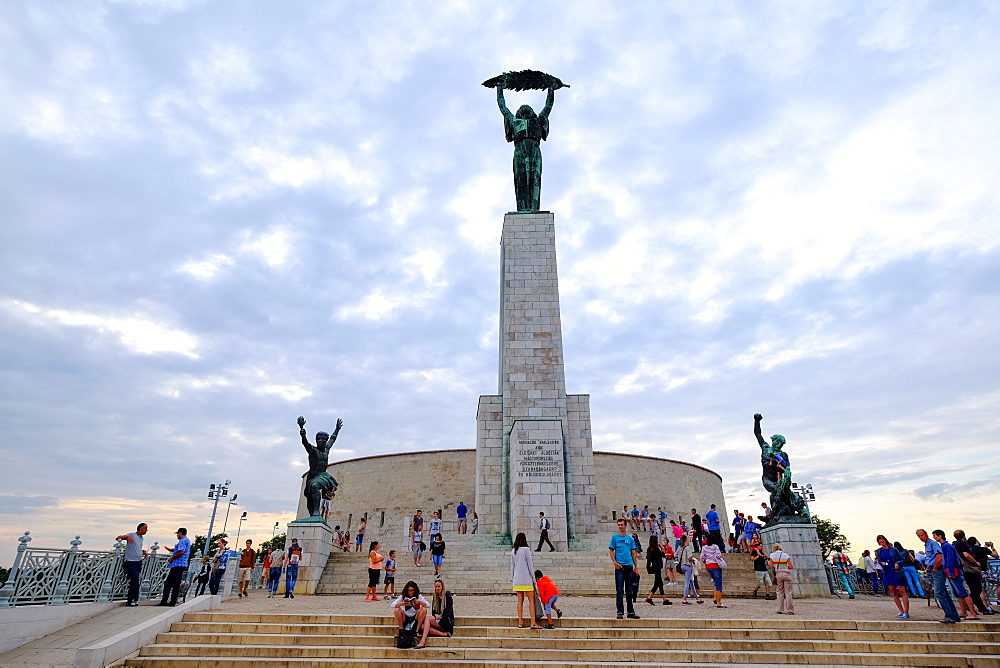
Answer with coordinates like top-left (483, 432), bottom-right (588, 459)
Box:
top-left (790, 482), bottom-right (816, 519)
top-left (205, 480), bottom-right (231, 551)
top-left (272, 522), bottom-right (279, 538)
top-left (221, 494), bottom-right (239, 536)
top-left (234, 511), bottom-right (248, 548)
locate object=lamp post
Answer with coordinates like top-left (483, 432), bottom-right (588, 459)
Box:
top-left (234, 511), bottom-right (248, 548)
top-left (205, 480), bottom-right (231, 552)
top-left (272, 522), bottom-right (279, 539)
top-left (221, 494), bottom-right (239, 536)
top-left (790, 482), bottom-right (816, 520)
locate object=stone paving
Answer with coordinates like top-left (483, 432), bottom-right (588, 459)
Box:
top-left (0, 601), bottom-right (170, 667)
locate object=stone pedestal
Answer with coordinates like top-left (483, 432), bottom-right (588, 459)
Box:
top-left (476, 212), bottom-right (598, 548)
top-left (759, 522), bottom-right (828, 597)
top-left (285, 519), bottom-right (333, 595)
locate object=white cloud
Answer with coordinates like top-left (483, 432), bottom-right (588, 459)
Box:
top-left (2, 299), bottom-right (198, 358)
top-left (241, 228), bottom-right (292, 267)
top-left (180, 254), bottom-right (234, 278)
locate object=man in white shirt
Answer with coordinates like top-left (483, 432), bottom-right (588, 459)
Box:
top-left (536, 512), bottom-right (555, 552)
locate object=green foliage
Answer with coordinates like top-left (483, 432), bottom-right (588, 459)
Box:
top-left (0, 565), bottom-right (9, 585)
top-left (191, 532), bottom-right (227, 557)
top-left (259, 533), bottom-right (286, 555)
top-left (813, 515), bottom-right (850, 560)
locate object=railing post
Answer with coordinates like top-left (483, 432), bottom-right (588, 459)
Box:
top-left (0, 531), bottom-right (31, 608)
top-left (51, 536), bottom-right (82, 606)
top-left (140, 542), bottom-right (159, 601)
top-left (99, 539), bottom-right (125, 602)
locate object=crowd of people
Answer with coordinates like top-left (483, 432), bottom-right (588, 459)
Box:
top-left (832, 529), bottom-right (997, 622)
top-left (115, 503), bottom-right (998, 638)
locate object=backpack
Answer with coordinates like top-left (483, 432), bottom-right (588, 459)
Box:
top-left (395, 615), bottom-right (418, 648)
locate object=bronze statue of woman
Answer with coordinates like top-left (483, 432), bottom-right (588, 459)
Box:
top-left (496, 83), bottom-right (555, 213)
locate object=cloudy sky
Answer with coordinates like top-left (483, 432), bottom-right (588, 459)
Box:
top-left (2, 1), bottom-right (999, 565)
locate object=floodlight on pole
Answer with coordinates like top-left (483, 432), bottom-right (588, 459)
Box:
top-left (234, 511), bottom-right (248, 548)
top-left (204, 479), bottom-right (232, 552)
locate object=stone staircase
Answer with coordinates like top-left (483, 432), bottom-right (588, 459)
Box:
top-left (125, 611), bottom-right (1000, 666)
top-left (317, 532), bottom-right (763, 596)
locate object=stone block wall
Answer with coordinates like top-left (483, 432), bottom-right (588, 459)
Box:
top-left (593, 452), bottom-right (729, 538)
top-left (475, 395), bottom-right (504, 535)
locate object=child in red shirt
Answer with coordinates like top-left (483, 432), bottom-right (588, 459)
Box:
top-left (534, 569), bottom-right (562, 629)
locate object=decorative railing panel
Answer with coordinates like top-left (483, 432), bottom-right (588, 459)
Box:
top-left (0, 532), bottom-right (188, 607)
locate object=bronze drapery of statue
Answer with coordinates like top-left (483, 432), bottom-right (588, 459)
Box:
top-left (297, 416), bottom-right (341, 519)
top-left (753, 413), bottom-right (809, 526)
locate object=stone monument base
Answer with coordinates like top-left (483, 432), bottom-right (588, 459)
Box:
top-left (285, 519), bottom-right (333, 595)
top-left (759, 522), bottom-right (828, 598)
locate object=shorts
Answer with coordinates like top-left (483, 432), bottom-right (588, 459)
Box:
top-left (383, 575), bottom-right (395, 585)
top-left (432, 554), bottom-right (444, 567)
top-left (513, 585), bottom-right (533, 592)
top-left (367, 567), bottom-right (381, 588)
top-left (742, 532), bottom-right (754, 542)
top-left (457, 518), bottom-right (467, 529)
top-left (356, 534), bottom-right (364, 545)
top-left (412, 543), bottom-right (423, 558)
top-left (320, 498), bottom-right (330, 510)
top-left (543, 594), bottom-right (559, 615)
top-left (948, 573), bottom-right (970, 599)
top-left (239, 568), bottom-right (252, 582)
top-left (755, 570), bottom-right (773, 586)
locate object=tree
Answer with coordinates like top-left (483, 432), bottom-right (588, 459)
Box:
top-left (191, 532), bottom-right (228, 557)
top-left (259, 533), bottom-right (286, 555)
top-left (813, 515), bottom-right (850, 560)
top-left (0, 565), bottom-right (9, 585)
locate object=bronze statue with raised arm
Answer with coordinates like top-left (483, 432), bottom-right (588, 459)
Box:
top-left (483, 70), bottom-right (568, 213)
top-left (297, 416), bottom-right (342, 519)
top-left (753, 413), bottom-right (809, 526)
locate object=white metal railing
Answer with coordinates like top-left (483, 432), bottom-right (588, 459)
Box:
top-left (0, 531), bottom-right (185, 607)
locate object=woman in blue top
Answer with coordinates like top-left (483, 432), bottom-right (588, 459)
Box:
top-left (876, 534), bottom-right (910, 618)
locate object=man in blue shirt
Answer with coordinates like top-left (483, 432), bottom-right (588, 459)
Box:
top-left (159, 527), bottom-right (191, 607)
top-left (706, 504), bottom-right (722, 548)
top-left (456, 502), bottom-right (468, 534)
top-left (609, 518), bottom-right (640, 620)
top-left (917, 528), bottom-right (960, 622)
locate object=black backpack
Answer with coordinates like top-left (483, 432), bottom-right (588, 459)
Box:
top-left (395, 615), bottom-right (418, 649)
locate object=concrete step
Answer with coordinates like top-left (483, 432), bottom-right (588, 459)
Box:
top-left (123, 612), bottom-right (1000, 668)
top-left (167, 621), bottom-right (1000, 643)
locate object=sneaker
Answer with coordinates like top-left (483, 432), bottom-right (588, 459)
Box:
top-left (365, 597), bottom-right (372, 602)
top-left (901, 614), bottom-right (910, 619)
top-left (663, 599), bottom-right (672, 605)
top-left (616, 613), bottom-right (624, 619)
top-left (626, 613), bottom-right (640, 619)
top-left (237, 593), bottom-right (243, 598)
top-left (126, 601), bottom-right (139, 607)
top-left (543, 624), bottom-right (554, 629)
top-left (849, 595), bottom-right (855, 599)
top-left (556, 609), bottom-right (563, 619)
top-left (896, 613), bottom-right (904, 618)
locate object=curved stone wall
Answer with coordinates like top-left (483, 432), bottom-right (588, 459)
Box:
top-left (299, 449), bottom-right (729, 541)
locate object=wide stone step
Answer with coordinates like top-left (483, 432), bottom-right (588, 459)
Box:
top-left (127, 643), bottom-right (999, 667)
top-left (151, 631), bottom-right (1000, 655)
top-left (165, 621), bottom-right (1000, 643)
top-left (177, 612), bottom-right (999, 632)
top-left (125, 661), bottom-right (993, 668)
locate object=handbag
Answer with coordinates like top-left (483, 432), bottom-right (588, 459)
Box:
top-left (943, 567), bottom-right (961, 579)
top-left (960, 555), bottom-right (981, 575)
top-left (717, 556), bottom-right (728, 569)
